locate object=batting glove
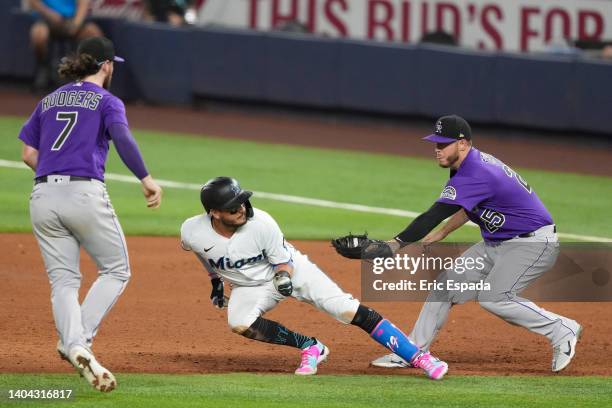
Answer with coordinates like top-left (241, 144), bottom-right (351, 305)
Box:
top-left (210, 277), bottom-right (226, 308)
top-left (273, 271), bottom-right (293, 296)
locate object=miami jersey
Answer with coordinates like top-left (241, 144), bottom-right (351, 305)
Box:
top-left (181, 208), bottom-right (295, 286)
top-left (436, 148), bottom-right (553, 240)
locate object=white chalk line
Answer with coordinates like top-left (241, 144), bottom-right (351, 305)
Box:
top-left (1, 159), bottom-right (610, 242)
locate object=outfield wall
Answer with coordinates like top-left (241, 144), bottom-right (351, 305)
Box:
top-left (2, 5), bottom-right (611, 135)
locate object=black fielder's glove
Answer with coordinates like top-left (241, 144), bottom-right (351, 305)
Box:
top-left (273, 270), bottom-right (293, 296)
top-left (210, 277), bottom-right (227, 308)
top-left (331, 233), bottom-right (394, 260)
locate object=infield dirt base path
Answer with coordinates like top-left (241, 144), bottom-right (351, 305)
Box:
top-left (1, 90), bottom-right (610, 376)
top-left (1, 233), bottom-right (610, 377)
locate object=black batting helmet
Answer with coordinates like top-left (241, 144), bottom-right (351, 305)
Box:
top-left (200, 177), bottom-right (254, 218)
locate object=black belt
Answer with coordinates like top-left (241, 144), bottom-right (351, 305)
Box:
top-left (34, 176), bottom-right (92, 185)
top-left (517, 225), bottom-right (556, 238)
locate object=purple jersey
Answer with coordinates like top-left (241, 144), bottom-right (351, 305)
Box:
top-left (436, 148), bottom-right (553, 241)
top-left (19, 81), bottom-right (128, 181)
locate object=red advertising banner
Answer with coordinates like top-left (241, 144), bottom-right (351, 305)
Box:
top-left (194, 0), bottom-right (611, 52)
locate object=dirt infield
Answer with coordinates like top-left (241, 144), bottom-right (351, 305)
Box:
top-left (1, 233), bottom-right (610, 377)
top-left (2, 89), bottom-right (610, 376)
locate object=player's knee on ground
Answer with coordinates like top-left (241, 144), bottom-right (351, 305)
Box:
top-left (227, 313), bottom-right (258, 335)
top-left (230, 325), bottom-right (249, 335)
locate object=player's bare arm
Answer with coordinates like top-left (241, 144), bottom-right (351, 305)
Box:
top-left (333, 202), bottom-right (462, 259)
top-left (389, 202), bottom-right (464, 250)
top-left (422, 208), bottom-right (469, 244)
top-left (394, 202), bottom-right (463, 246)
top-left (21, 144), bottom-right (38, 171)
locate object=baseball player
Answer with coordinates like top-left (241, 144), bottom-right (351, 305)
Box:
top-left (180, 177), bottom-right (449, 379)
top-left (334, 115), bottom-right (581, 372)
top-left (18, 37), bottom-right (163, 392)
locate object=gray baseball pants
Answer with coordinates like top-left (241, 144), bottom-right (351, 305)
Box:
top-left (410, 225), bottom-right (580, 350)
top-left (29, 176), bottom-right (130, 352)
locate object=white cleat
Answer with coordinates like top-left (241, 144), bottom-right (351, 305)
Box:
top-left (56, 340), bottom-right (76, 368)
top-left (57, 339), bottom-right (93, 369)
top-left (552, 325), bottom-right (583, 373)
top-left (370, 353), bottom-right (413, 368)
top-left (69, 346), bottom-right (116, 392)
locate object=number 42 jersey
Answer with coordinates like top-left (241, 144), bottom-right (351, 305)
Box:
top-left (18, 81), bottom-right (128, 181)
top-left (436, 148), bottom-right (554, 241)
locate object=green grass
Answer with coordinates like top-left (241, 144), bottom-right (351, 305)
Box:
top-left (1, 116), bottom-right (611, 240)
top-left (1, 373), bottom-right (611, 408)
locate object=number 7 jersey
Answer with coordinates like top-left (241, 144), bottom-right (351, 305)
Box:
top-left (436, 147), bottom-right (553, 241)
top-left (18, 81), bottom-right (128, 181)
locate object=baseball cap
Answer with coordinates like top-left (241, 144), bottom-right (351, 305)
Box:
top-left (77, 37), bottom-right (125, 64)
top-left (423, 115), bottom-right (472, 143)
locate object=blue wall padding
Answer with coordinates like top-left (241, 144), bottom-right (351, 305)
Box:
top-left (3, 8), bottom-right (611, 135)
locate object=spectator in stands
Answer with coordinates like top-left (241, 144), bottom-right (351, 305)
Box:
top-left (601, 45), bottom-right (612, 59)
top-left (143, 0), bottom-right (195, 27)
top-left (544, 37), bottom-right (581, 56)
top-left (275, 19), bottom-right (310, 34)
top-left (573, 39), bottom-right (612, 59)
top-left (420, 30), bottom-right (457, 47)
top-left (29, 0), bottom-right (103, 92)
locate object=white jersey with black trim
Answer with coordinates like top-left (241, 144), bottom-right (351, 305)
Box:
top-left (180, 208), bottom-right (295, 286)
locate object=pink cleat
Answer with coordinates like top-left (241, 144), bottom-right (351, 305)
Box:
top-left (294, 340), bottom-right (330, 376)
top-left (411, 352), bottom-right (448, 380)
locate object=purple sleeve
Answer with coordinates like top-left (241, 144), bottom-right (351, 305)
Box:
top-left (108, 123), bottom-right (149, 180)
top-left (102, 96), bottom-right (129, 128)
top-left (18, 103), bottom-right (42, 148)
top-left (436, 177), bottom-right (491, 211)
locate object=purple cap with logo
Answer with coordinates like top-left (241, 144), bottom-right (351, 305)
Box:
top-left (423, 115), bottom-right (472, 143)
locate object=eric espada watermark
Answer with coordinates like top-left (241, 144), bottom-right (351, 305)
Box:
top-left (372, 279), bottom-right (491, 292)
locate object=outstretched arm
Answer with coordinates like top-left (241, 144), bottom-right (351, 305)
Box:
top-left (387, 202), bottom-right (463, 251)
top-left (332, 202), bottom-right (464, 259)
top-left (108, 123), bottom-right (162, 208)
top-left (422, 209), bottom-right (469, 244)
